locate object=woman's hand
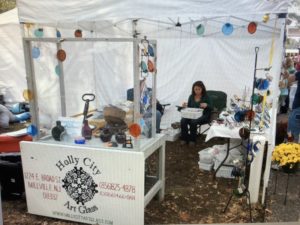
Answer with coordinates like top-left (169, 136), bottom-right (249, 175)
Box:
top-left (200, 103), bottom-right (207, 108)
top-left (182, 102), bottom-right (187, 108)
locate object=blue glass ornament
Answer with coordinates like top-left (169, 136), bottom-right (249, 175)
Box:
top-left (56, 30), bottom-right (61, 38)
top-left (32, 47), bottom-right (40, 59)
top-left (234, 110), bottom-right (246, 122)
top-left (148, 45), bottom-right (155, 57)
top-left (222, 23), bottom-right (233, 35)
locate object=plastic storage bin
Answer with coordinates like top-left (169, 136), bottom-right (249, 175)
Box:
top-left (198, 161), bottom-right (214, 171)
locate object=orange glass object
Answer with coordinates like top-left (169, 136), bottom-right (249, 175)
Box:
top-left (148, 60), bottom-right (155, 72)
top-left (74, 29), bottom-right (82, 38)
top-left (129, 123), bottom-right (141, 138)
top-left (248, 22), bottom-right (257, 34)
top-left (23, 89), bottom-right (33, 101)
top-left (245, 110), bottom-right (255, 121)
top-left (57, 49), bottom-right (66, 62)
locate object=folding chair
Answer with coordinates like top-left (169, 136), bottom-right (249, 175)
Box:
top-left (197, 90), bottom-right (227, 135)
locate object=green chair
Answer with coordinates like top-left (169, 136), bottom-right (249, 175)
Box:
top-left (198, 90), bottom-right (227, 135)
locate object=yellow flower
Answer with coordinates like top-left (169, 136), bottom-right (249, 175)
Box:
top-left (272, 143), bottom-right (300, 166)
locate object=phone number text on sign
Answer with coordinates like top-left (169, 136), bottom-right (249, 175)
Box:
top-left (98, 182), bottom-right (136, 193)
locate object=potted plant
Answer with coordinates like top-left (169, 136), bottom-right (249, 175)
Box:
top-left (272, 143), bottom-right (300, 173)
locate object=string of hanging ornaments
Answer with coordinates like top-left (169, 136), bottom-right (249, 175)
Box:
top-left (193, 13), bottom-right (283, 37)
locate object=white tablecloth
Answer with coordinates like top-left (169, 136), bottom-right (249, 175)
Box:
top-left (205, 124), bottom-right (242, 142)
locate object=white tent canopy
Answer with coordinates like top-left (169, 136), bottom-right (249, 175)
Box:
top-left (17, 0), bottom-right (290, 22)
top-left (0, 8), bottom-right (26, 103)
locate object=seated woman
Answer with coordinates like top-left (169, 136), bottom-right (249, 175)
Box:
top-left (180, 81), bottom-right (211, 146)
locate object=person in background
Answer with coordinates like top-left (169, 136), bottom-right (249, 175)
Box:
top-left (285, 57), bottom-right (295, 74)
top-left (0, 104), bottom-right (31, 131)
top-left (278, 70), bottom-right (289, 114)
top-left (180, 81), bottom-right (211, 147)
top-left (287, 70), bottom-right (300, 142)
top-left (282, 57), bottom-right (296, 113)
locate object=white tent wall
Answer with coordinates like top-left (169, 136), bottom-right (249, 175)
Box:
top-left (156, 36), bottom-right (283, 130)
top-left (29, 35), bottom-right (282, 131)
top-left (0, 9), bottom-right (26, 104)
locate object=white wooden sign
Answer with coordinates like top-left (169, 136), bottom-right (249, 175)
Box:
top-left (20, 142), bottom-right (144, 225)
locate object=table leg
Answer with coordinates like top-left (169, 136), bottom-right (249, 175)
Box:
top-left (214, 139), bottom-right (230, 179)
top-left (158, 143), bottom-right (165, 201)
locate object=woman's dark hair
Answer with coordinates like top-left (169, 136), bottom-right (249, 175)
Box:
top-left (191, 81), bottom-right (206, 96)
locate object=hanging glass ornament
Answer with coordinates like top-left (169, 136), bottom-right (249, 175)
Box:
top-left (23, 89), bottom-right (33, 101)
top-left (57, 49), bottom-right (66, 62)
top-left (222, 23), bottom-right (233, 35)
top-left (196, 24), bottom-right (205, 36)
top-left (34, 28), bottom-right (44, 38)
top-left (147, 59), bottom-right (155, 72)
top-left (263, 14), bottom-right (270, 23)
top-left (148, 45), bottom-right (155, 57)
top-left (55, 65), bottom-right (61, 76)
top-left (141, 61), bottom-right (148, 73)
top-left (56, 29), bottom-right (62, 38)
top-left (234, 110), bottom-right (246, 122)
top-left (141, 39), bottom-right (149, 55)
top-left (247, 22), bottom-right (257, 34)
top-left (255, 78), bottom-right (269, 90)
top-left (74, 29), bottom-right (82, 38)
top-left (32, 47), bottom-right (40, 59)
top-left (252, 93), bottom-right (263, 104)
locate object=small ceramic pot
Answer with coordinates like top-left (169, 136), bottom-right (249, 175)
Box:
top-left (115, 131), bottom-right (126, 144)
top-left (100, 128), bottom-right (112, 143)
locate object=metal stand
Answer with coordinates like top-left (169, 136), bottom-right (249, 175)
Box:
top-left (213, 139), bottom-right (243, 179)
top-left (221, 47), bottom-right (261, 223)
top-left (223, 188), bottom-right (253, 222)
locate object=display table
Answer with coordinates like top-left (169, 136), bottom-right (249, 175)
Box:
top-left (20, 134), bottom-right (166, 225)
top-left (205, 123), bottom-right (266, 203)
